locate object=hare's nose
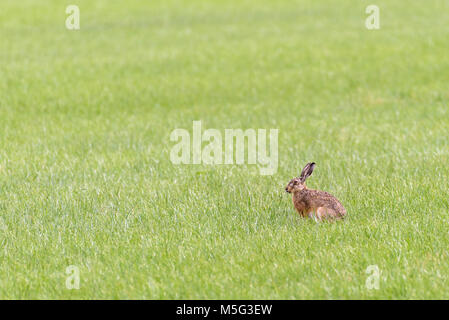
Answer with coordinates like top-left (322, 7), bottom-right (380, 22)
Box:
top-left (285, 187), bottom-right (289, 192)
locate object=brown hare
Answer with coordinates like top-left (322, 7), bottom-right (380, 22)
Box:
top-left (285, 162), bottom-right (346, 221)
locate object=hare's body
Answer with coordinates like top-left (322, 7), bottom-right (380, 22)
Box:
top-left (285, 162), bottom-right (346, 221)
top-left (292, 188), bottom-right (346, 221)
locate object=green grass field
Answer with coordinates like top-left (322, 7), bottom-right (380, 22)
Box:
top-left (1, 0), bottom-right (449, 299)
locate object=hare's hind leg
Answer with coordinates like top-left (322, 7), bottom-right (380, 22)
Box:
top-left (308, 209), bottom-right (322, 222)
top-left (316, 207), bottom-right (338, 221)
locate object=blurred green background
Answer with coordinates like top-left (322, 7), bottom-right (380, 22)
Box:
top-left (0, 0), bottom-right (448, 299)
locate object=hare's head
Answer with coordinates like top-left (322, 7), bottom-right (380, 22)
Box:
top-left (285, 162), bottom-right (316, 193)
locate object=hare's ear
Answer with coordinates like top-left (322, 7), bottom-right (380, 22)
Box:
top-left (299, 162), bottom-right (316, 183)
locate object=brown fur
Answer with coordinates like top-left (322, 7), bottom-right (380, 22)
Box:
top-left (292, 188), bottom-right (346, 220)
top-left (285, 162), bottom-right (346, 221)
